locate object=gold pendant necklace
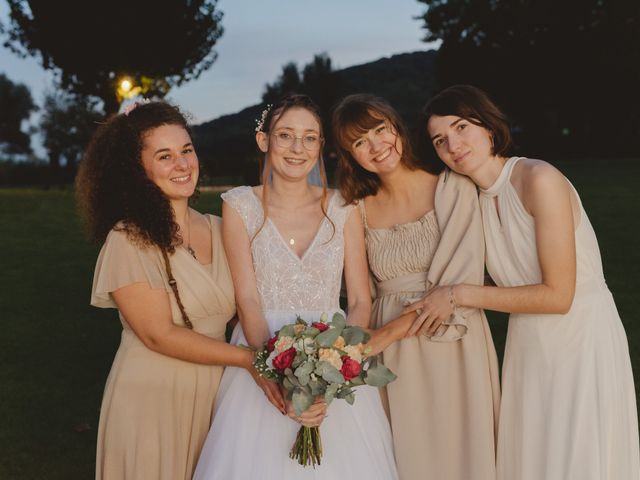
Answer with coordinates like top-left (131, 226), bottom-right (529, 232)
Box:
top-left (184, 209), bottom-right (198, 260)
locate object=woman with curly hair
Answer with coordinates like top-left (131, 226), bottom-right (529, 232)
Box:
top-left (77, 101), bottom-right (296, 480)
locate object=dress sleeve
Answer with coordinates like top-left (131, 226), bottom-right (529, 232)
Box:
top-left (90, 228), bottom-right (169, 309)
top-left (329, 190), bottom-right (355, 232)
top-left (221, 186), bottom-right (263, 238)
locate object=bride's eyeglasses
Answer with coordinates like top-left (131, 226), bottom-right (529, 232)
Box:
top-left (272, 131), bottom-right (322, 151)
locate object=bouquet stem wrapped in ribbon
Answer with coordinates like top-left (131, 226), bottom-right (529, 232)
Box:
top-left (253, 312), bottom-right (397, 467)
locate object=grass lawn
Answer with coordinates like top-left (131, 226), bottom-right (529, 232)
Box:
top-left (0, 158), bottom-right (638, 478)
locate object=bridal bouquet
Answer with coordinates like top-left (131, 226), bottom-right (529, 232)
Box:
top-left (253, 312), bottom-right (396, 467)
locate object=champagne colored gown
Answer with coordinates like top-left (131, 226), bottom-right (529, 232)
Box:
top-left (91, 216), bottom-right (236, 480)
top-left (481, 157), bottom-right (640, 480)
top-left (365, 171), bottom-right (501, 480)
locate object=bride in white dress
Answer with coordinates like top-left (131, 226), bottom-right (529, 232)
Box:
top-left (193, 94), bottom-right (397, 479)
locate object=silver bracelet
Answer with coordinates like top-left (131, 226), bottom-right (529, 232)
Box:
top-left (448, 286), bottom-right (458, 313)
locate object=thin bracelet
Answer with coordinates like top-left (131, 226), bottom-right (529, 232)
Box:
top-left (448, 285), bottom-right (458, 313)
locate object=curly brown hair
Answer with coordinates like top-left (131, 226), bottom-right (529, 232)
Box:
top-left (76, 101), bottom-right (195, 329)
top-left (332, 94), bottom-right (429, 204)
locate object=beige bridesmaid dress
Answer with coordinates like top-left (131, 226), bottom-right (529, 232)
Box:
top-left (365, 171), bottom-right (500, 480)
top-left (481, 157), bottom-right (640, 480)
top-left (90, 215), bottom-right (236, 480)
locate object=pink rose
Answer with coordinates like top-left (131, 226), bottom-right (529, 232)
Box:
top-left (273, 347), bottom-right (296, 370)
top-left (312, 322), bottom-right (329, 332)
top-left (266, 335), bottom-right (278, 353)
top-left (340, 356), bottom-right (362, 381)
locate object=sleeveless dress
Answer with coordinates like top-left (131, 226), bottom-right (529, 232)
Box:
top-left (193, 186), bottom-right (398, 480)
top-left (364, 169), bottom-right (500, 480)
top-left (90, 215), bottom-right (236, 480)
top-left (480, 157), bottom-right (640, 480)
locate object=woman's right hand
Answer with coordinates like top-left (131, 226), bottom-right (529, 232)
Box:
top-left (365, 312), bottom-right (415, 356)
top-left (286, 397), bottom-right (327, 428)
top-left (247, 360), bottom-right (287, 415)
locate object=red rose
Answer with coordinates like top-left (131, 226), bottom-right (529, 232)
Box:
top-left (266, 335), bottom-right (278, 353)
top-left (340, 356), bottom-right (362, 381)
top-left (272, 347), bottom-right (296, 370)
top-left (312, 322), bottom-right (329, 332)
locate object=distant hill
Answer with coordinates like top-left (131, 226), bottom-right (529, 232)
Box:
top-left (192, 50), bottom-right (438, 183)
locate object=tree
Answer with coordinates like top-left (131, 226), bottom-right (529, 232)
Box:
top-left (417, 0), bottom-right (640, 155)
top-left (262, 62), bottom-right (303, 104)
top-left (39, 89), bottom-right (102, 184)
top-left (0, 73), bottom-right (36, 154)
top-left (262, 53), bottom-right (347, 136)
top-left (1, 0), bottom-right (224, 114)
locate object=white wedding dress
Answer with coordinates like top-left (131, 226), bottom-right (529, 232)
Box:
top-left (193, 186), bottom-right (398, 480)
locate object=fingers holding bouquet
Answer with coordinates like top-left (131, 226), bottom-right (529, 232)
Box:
top-left (252, 312), bottom-right (397, 467)
top-left (248, 358), bottom-right (287, 414)
top-left (286, 397), bottom-right (327, 427)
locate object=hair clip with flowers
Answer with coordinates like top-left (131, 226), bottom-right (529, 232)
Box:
top-left (254, 104), bottom-right (272, 133)
top-left (122, 98), bottom-right (151, 116)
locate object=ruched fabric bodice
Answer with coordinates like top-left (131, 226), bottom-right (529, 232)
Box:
top-left (364, 207), bottom-right (440, 282)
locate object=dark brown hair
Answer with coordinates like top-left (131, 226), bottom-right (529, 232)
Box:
top-left (76, 101), bottom-right (194, 329)
top-left (422, 85), bottom-right (512, 156)
top-left (332, 94), bottom-right (425, 204)
top-left (254, 93), bottom-right (333, 242)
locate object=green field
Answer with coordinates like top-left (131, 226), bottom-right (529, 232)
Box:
top-left (1, 159), bottom-right (638, 478)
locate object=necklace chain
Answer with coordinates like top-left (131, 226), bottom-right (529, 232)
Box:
top-left (184, 208), bottom-right (197, 260)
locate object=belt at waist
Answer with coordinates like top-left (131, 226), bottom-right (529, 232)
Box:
top-left (375, 271), bottom-right (428, 297)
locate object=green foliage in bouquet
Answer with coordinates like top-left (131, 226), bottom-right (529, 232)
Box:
top-left (252, 312), bottom-right (397, 467)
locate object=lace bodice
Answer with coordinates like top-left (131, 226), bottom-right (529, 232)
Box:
top-left (221, 186), bottom-right (353, 312)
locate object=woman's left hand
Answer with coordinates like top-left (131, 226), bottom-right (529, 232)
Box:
top-left (402, 286), bottom-right (455, 337)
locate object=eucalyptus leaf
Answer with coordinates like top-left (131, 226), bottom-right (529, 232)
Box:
top-left (279, 325), bottom-right (295, 338)
top-left (292, 351), bottom-right (307, 369)
top-left (324, 383), bottom-right (340, 404)
top-left (316, 361), bottom-right (345, 383)
top-left (364, 360), bottom-right (397, 387)
top-left (304, 327), bottom-right (321, 337)
top-left (283, 376), bottom-right (295, 392)
top-left (285, 369), bottom-right (301, 388)
top-left (341, 326), bottom-right (370, 345)
top-left (316, 328), bottom-right (340, 347)
top-left (331, 312), bottom-right (346, 331)
top-left (294, 362), bottom-right (314, 386)
top-left (295, 361), bottom-right (314, 378)
top-left (348, 376), bottom-right (365, 387)
top-left (308, 378), bottom-right (326, 396)
top-left (336, 386), bottom-right (352, 398)
top-left (292, 388), bottom-right (314, 416)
